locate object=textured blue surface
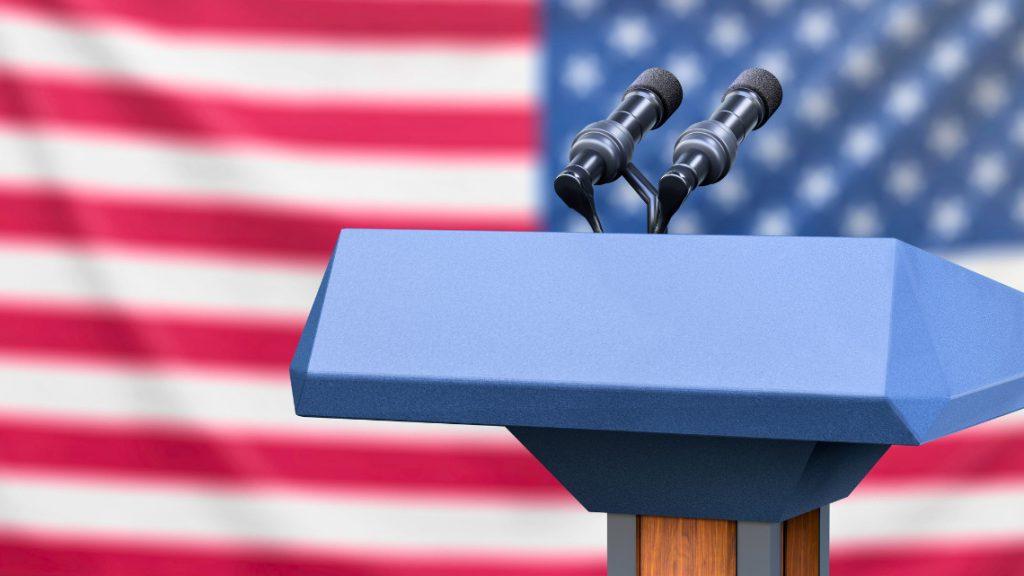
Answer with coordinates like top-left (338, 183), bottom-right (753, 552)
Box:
top-left (291, 229), bottom-right (1024, 446)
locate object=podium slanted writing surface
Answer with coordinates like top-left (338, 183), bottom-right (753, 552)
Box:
top-left (291, 229), bottom-right (1024, 576)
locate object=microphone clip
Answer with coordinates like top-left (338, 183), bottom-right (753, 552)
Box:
top-left (555, 160), bottom-right (661, 234)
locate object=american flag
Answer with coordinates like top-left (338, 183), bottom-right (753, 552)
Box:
top-left (0, 0), bottom-right (1021, 574)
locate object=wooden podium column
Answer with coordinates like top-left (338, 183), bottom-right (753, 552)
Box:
top-left (608, 508), bottom-right (828, 576)
top-left (638, 516), bottom-right (736, 576)
top-left (783, 508), bottom-right (828, 576)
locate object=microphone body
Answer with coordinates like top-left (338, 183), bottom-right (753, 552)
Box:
top-left (556, 68), bottom-right (682, 232)
top-left (656, 68), bottom-right (782, 232)
top-left (565, 89), bottom-right (665, 186)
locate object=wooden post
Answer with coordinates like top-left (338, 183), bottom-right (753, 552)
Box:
top-left (608, 508), bottom-right (828, 576)
top-left (782, 508), bottom-right (828, 576)
top-left (638, 516), bottom-right (736, 576)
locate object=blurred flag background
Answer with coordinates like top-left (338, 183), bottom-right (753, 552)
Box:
top-left (0, 0), bottom-right (1022, 574)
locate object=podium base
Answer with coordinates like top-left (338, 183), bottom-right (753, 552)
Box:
top-left (608, 508), bottom-right (828, 576)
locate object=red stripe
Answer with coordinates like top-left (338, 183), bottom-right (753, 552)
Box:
top-left (4, 299), bottom-right (1024, 482)
top-left (862, 431), bottom-right (1024, 488)
top-left (0, 0), bottom-right (538, 43)
top-left (0, 415), bottom-right (566, 497)
top-left (0, 300), bottom-right (298, 370)
top-left (0, 71), bottom-right (537, 155)
top-left (0, 183), bottom-right (540, 261)
top-left (5, 533), bottom-right (1024, 576)
top-left (0, 532), bottom-right (601, 576)
top-left (4, 299), bottom-right (1023, 491)
top-left (833, 543), bottom-right (1024, 576)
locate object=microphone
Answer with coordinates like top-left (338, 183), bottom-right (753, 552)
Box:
top-left (655, 68), bottom-right (782, 233)
top-left (555, 68), bottom-right (683, 232)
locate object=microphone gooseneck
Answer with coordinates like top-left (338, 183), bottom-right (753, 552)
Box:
top-left (555, 68), bottom-right (683, 233)
top-left (655, 68), bottom-right (782, 233)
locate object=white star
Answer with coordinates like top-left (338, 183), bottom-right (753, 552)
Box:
top-left (611, 181), bottom-right (644, 214)
top-left (798, 166), bottom-right (839, 208)
top-left (928, 117), bottom-right (967, 158)
top-left (886, 80), bottom-right (926, 122)
top-left (929, 38), bottom-right (968, 79)
top-left (666, 52), bottom-right (705, 89)
top-left (1013, 189), bottom-right (1024, 225)
top-left (754, 49), bottom-right (793, 84)
top-left (562, 54), bottom-right (604, 98)
top-left (562, 0), bottom-right (603, 19)
top-left (607, 15), bottom-right (654, 58)
top-left (751, 127), bottom-right (793, 170)
top-left (970, 152), bottom-right (1009, 195)
top-left (929, 197), bottom-right (970, 240)
top-left (660, 0), bottom-right (704, 18)
top-left (797, 87), bottom-right (838, 128)
top-left (844, 0), bottom-right (875, 9)
top-left (560, 131), bottom-right (578, 155)
top-left (668, 211), bottom-right (702, 234)
top-left (887, 4), bottom-right (926, 45)
top-left (707, 12), bottom-right (750, 56)
top-left (753, 208), bottom-right (794, 236)
top-left (1012, 112), bottom-right (1024, 147)
top-left (709, 172), bottom-right (748, 212)
top-left (842, 45), bottom-right (883, 86)
top-left (752, 0), bottom-right (792, 15)
top-left (662, 132), bottom-right (679, 164)
top-left (887, 161), bottom-right (926, 203)
top-left (842, 124), bottom-right (883, 165)
top-left (566, 215), bottom-right (595, 233)
top-left (842, 204), bottom-right (882, 237)
top-left (601, 91), bottom-right (626, 113)
top-left (795, 7), bottom-right (838, 50)
top-left (973, 0), bottom-right (1012, 37)
top-left (971, 74), bottom-right (1010, 116)
top-left (703, 90), bottom-right (725, 116)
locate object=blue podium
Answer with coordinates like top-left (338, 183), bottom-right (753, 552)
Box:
top-left (291, 229), bottom-right (1024, 576)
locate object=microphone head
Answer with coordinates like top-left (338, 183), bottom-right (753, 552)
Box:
top-left (726, 67), bottom-right (783, 129)
top-left (626, 67), bottom-right (683, 128)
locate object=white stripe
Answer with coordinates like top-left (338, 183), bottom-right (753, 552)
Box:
top-left (9, 344), bottom-right (1016, 450)
top-left (982, 409), bottom-right (1024, 433)
top-left (0, 241), bottom-right (321, 318)
top-left (0, 10), bottom-right (537, 103)
top-left (1, 470), bottom-right (1022, 556)
top-left (0, 472), bottom-right (600, 553)
top-left (0, 352), bottom-right (1015, 450)
top-left (0, 358), bottom-right (512, 444)
top-left (0, 127), bottom-right (538, 213)
top-left (7, 243), bottom-right (999, 340)
top-left (944, 245), bottom-right (1024, 293)
top-left (946, 406), bottom-right (1024, 437)
top-left (833, 484), bottom-right (1024, 549)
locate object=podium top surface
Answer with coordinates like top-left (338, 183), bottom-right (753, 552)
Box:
top-left (291, 230), bottom-right (1024, 446)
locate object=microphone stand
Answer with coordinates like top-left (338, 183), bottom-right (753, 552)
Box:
top-left (556, 162), bottom-right (664, 234)
top-left (621, 163), bottom-right (661, 234)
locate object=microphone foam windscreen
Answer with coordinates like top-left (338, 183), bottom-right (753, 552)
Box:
top-left (727, 68), bottom-right (783, 128)
top-left (627, 67), bottom-right (683, 127)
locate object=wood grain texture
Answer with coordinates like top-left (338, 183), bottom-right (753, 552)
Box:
top-left (638, 516), bottom-right (736, 576)
top-left (783, 509), bottom-right (819, 576)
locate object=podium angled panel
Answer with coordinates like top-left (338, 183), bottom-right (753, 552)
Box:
top-left (887, 242), bottom-right (1024, 443)
top-left (510, 427), bottom-right (887, 522)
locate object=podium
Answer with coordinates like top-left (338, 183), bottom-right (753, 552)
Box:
top-left (291, 229), bottom-right (1024, 576)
